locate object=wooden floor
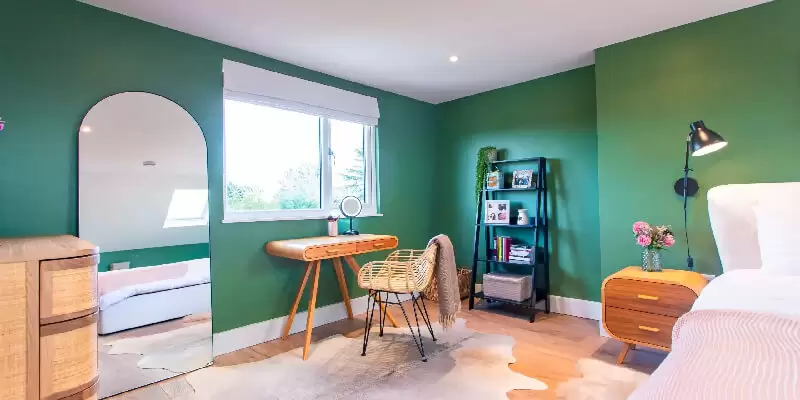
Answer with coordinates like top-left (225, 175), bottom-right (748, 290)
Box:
top-left (109, 300), bottom-right (665, 399)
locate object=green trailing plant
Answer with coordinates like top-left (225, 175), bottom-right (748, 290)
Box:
top-left (475, 146), bottom-right (496, 203)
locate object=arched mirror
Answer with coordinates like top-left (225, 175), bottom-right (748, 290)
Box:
top-left (79, 92), bottom-right (211, 398)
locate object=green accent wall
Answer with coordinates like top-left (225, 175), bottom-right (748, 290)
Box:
top-left (596, 0), bottom-right (800, 279)
top-left (98, 243), bottom-right (210, 272)
top-left (436, 67), bottom-right (602, 301)
top-left (0, 0), bottom-right (437, 333)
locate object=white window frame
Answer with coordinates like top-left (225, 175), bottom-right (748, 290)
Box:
top-left (222, 91), bottom-right (380, 223)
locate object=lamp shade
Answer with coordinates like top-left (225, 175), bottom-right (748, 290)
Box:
top-left (689, 121), bottom-right (727, 156)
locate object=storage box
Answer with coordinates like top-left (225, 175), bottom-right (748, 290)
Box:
top-left (483, 272), bottom-right (532, 302)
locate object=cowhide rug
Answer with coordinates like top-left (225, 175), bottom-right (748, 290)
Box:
top-left (105, 321), bottom-right (212, 374)
top-left (557, 358), bottom-right (649, 400)
top-left (178, 318), bottom-right (546, 399)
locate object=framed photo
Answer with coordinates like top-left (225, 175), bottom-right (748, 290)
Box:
top-left (485, 200), bottom-right (510, 224)
top-left (486, 170), bottom-right (504, 190)
top-left (512, 169), bottom-right (534, 189)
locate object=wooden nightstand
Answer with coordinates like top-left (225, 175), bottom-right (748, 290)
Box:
top-left (602, 266), bottom-right (708, 364)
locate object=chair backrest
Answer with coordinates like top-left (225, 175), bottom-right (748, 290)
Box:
top-left (414, 244), bottom-right (438, 290)
top-left (708, 182), bottom-right (800, 273)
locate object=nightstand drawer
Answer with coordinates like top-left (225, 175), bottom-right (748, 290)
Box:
top-left (604, 278), bottom-right (696, 317)
top-left (604, 306), bottom-right (675, 349)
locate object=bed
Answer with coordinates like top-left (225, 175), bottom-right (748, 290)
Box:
top-left (98, 258), bottom-right (211, 335)
top-left (629, 183), bottom-right (800, 400)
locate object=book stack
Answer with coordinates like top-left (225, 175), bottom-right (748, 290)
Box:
top-left (494, 236), bottom-right (512, 262)
top-left (508, 245), bottom-right (533, 264)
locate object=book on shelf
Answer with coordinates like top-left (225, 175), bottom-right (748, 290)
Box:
top-left (508, 256), bottom-right (532, 264)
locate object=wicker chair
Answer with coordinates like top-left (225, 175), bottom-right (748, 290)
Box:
top-left (357, 246), bottom-right (438, 361)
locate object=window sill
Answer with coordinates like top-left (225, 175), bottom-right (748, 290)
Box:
top-left (222, 212), bottom-right (383, 224)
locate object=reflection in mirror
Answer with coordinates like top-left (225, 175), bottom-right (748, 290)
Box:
top-left (79, 92), bottom-right (211, 398)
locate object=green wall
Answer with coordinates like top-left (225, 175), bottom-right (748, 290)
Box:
top-left (98, 243), bottom-right (210, 272)
top-left (0, 0), bottom-right (437, 333)
top-left (596, 0), bottom-right (800, 279)
top-left (436, 67), bottom-right (602, 301)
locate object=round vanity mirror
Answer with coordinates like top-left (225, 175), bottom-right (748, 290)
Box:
top-left (340, 196), bottom-right (362, 235)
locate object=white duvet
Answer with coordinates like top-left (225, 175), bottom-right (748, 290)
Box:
top-left (99, 259), bottom-right (210, 310)
top-left (692, 269), bottom-right (800, 317)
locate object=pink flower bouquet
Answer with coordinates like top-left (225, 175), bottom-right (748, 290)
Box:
top-left (633, 221), bottom-right (675, 250)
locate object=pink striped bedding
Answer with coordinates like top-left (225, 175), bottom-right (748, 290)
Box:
top-left (629, 309), bottom-right (800, 400)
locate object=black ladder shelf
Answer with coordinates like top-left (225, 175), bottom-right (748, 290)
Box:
top-left (468, 157), bottom-right (551, 322)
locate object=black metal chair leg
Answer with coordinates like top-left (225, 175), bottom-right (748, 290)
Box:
top-left (378, 293), bottom-right (387, 337)
top-left (397, 293), bottom-right (427, 361)
top-left (361, 291), bottom-right (378, 356)
top-left (415, 293), bottom-right (437, 341)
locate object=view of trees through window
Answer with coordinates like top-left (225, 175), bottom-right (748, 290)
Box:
top-left (224, 98), bottom-right (368, 213)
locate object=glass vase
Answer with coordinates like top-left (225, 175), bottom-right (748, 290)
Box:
top-left (641, 248), bottom-right (663, 272)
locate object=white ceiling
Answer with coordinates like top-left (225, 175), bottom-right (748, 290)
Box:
top-left (79, 0), bottom-right (770, 104)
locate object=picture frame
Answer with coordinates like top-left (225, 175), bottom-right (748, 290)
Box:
top-left (512, 169), bottom-right (534, 189)
top-left (485, 200), bottom-right (511, 224)
top-left (486, 170), bottom-right (504, 190)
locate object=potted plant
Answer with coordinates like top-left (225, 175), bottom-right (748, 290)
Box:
top-left (475, 146), bottom-right (497, 202)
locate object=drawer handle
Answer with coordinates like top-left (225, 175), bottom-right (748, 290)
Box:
top-left (373, 243), bottom-right (385, 248)
top-left (637, 294), bottom-right (659, 301)
top-left (638, 325), bottom-right (660, 333)
top-left (326, 249), bottom-right (340, 254)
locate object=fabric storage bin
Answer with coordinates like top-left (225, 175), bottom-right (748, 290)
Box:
top-left (483, 272), bottom-right (532, 301)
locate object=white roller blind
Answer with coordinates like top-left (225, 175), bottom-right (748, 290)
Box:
top-left (223, 59), bottom-right (380, 126)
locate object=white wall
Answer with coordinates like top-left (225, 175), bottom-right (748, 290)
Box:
top-left (79, 92), bottom-right (208, 252)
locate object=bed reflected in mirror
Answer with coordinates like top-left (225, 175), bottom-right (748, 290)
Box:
top-left (79, 92), bottom-right (211, 398)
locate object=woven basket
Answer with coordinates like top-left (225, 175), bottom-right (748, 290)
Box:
top-left (422, 268), bottom-right (472, 301)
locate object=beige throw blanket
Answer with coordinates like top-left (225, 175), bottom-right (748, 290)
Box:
top-left (427, 234), bottom-right (461, 329)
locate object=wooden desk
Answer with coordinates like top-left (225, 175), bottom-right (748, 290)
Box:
top-left (265, 234), bottom-right (399, 360)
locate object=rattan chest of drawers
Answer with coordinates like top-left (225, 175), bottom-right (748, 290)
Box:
top-left (0, 235), bottom-right (99, 400)
top-left (601, 266), bottom-right (708, 364)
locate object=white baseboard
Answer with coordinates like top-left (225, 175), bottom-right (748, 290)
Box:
top-left (213, 293), bottom-right (415, 357)
top-left (548, 295), bottom-right (602, 321)
top-left (213, 292), bottom-right (601, 357)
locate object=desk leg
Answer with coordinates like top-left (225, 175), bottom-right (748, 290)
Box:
top-left (343, 255), bottom-right (399, 328)
top-left (303, 260), bottom-right (321, 360)
top-left (283, 261), bottom-right (313, 339)
top-left (332, 258), bottom-right (354, 319)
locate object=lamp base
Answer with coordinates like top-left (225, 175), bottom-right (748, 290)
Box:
top-left (343, 229), bottom-right (360, 235)
top-left (674, 177), bottom-right (699, 197)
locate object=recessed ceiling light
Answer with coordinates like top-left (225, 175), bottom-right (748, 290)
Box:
top-left (449, 55), bottom-right (459, 63)
top-left (80, 125), bottom-right (93, 133)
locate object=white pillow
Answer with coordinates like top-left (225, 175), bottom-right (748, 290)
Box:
top-left (754, 196), bottom-right (800, 275)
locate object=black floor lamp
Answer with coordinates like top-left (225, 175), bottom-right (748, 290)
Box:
top-left (673, 121), bottom-right (727, 271)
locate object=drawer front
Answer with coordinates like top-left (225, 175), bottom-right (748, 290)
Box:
top-left (304, 243), bottom-right (358, 260)
top-left (605, 306), bottom-right (676, 349)
top-left (356, 237), bottom-right (398, 253)
top-left (41, 255), bottom-right (99, 325)
top-left (40, 313), bottom-right (98, 400)
top-left (604, 278), bottom-right (696, 317)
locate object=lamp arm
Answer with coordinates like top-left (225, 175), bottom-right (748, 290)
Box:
top-left (683, 135), bottom-right (694, 271)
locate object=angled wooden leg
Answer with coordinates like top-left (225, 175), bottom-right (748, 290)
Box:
top-left (344, 255), bottom-right (399, 328)
top-left (282, 261), bottom-right (313, 339)
top-left (303, 261), bottom-right (321, 360)
top-left (617, 342), bottom-right (634, 365)
top-left (332, 257), bottom-right (353, 319)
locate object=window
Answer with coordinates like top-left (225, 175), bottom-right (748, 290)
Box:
top-left (223, 92), bottom-right (378, 222)
top-left (164, 189), bottom-right (209, 228)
